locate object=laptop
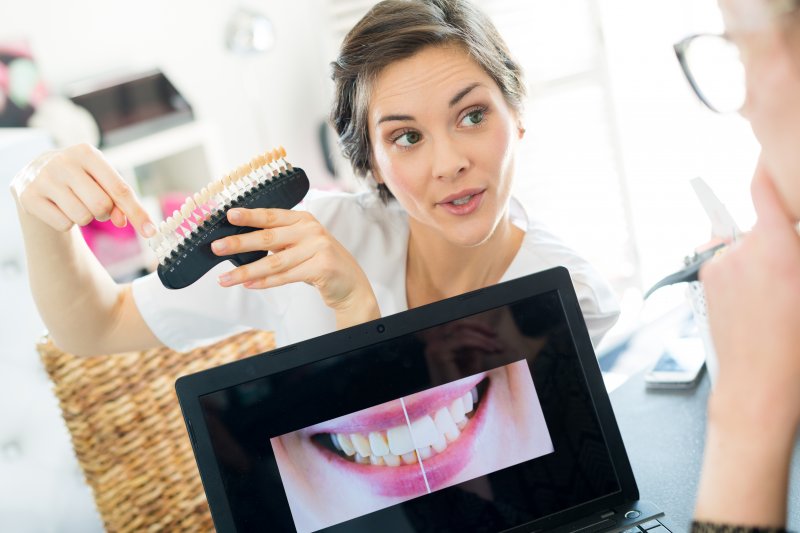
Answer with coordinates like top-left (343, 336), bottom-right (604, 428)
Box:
top-left (176, 266), bottom-right (672, 532)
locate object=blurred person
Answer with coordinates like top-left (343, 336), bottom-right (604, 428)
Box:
top-left (674, 0), bottom-right (800, 530)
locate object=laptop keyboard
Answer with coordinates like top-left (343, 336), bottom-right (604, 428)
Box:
top-left (623, 518), bottom-right (672, 532)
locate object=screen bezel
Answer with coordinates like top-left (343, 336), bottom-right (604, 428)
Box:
top-left (176, 266), bottom-right (638, 532)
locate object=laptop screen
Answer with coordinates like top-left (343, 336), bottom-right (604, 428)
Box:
top-left (195, 288), bottom-right (622, 532)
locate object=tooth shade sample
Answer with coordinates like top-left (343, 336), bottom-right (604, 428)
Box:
top-left (350, 433), bottom-right (371, 457)
top-left (449, 397), bottom-right (466, 423)
top-left (431, 432), bottom-right (447, 453)
top-left (369, 431), bottom-right (390, 457)
top-left (409, 415), bottom-right (439, 448)
top-left (387, 425), bottom-right (414, 456)
top-left (417, 446), bottom-right (433, 460)
top-left (354, 453), bottom-right (370, 465)
top-left (336, 434), bottom-right (356, 456)
top-left (434, 407), bottom-right (460, 442)
top-left (463, 390), bottom-right (474, 414)
top-left (383, 454), bottom-right (401, 467)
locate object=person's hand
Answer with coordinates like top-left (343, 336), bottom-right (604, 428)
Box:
top-left (10, 143), bottom-right (156, 237)
top-left (211, 207), bottom-right (379, 328)
top-left (699, 159), bottom-right (800, 434)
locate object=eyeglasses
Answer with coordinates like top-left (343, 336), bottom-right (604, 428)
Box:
top-left (673, 33), bottom-right (746, 114)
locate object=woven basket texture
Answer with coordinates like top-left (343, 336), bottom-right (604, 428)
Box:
top-left (37, 330), bottom-right (275, 532)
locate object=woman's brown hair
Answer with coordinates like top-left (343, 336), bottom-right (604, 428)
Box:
top-left (330, 0), bottom-right (526, 202)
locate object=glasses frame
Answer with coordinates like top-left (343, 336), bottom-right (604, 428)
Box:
top-left (673, 33), bottom-right (741, 114)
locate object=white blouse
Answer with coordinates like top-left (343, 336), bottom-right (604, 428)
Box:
top-left (132, 190), bottom-right (619, 352)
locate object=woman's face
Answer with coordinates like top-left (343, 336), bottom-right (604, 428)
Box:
top-left (721, 0), bottom-right (800, 218)
top-left (367, 44), bottom-right (524, 247)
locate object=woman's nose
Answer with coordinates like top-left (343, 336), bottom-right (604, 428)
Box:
top-left (431, 136), bottom-right (469, 181)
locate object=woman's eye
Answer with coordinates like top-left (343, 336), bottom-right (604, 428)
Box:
top-left (461, 109), bottom-right (485, 126)
top-left (395, 131), bottom-right (421, 147)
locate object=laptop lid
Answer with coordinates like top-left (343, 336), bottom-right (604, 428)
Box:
top-left (176, 266), bottom-right (641, 532)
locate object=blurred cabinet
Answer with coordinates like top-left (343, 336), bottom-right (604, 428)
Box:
top-left (103, 120), bottom-right (222, 201)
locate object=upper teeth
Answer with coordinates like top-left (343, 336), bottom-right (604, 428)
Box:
top-left (452, 195), bottom-right (472, 206)
top-left (329, 387), bottom-right (479, 466)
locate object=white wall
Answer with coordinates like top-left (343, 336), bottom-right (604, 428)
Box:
top-left (0, 0), bottom-right (336, 185)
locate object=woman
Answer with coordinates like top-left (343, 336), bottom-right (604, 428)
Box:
top-left (10, 1), bottom-right (618, 358)
top-left (679, 0), bottom-right (800, 530)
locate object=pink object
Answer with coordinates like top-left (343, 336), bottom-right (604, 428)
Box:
top-left (80, 219), bottom-right (140, 266)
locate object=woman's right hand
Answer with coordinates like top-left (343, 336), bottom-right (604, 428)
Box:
top-left (211, 207), bottom-right (381, 329)
top-left (10, 143), bottom-right (156, 238)
top-left (694, 159), bottom-right (800, 526)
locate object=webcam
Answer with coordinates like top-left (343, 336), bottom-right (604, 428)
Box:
top-left (376, 324), bottom-right (386, 333)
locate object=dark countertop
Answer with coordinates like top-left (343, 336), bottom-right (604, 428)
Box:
top-left (610, 370), bottom-right (800, 531)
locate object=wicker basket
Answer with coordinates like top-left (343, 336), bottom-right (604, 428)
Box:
top-left (37, 330), bottom-right (275, 532)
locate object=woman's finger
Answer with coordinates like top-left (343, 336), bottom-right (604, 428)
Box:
top-left (25, 196), bottom-right (73, 232)
top-left (47, 186), bottom-right (94, 227)
top-left (68, 175), bottom-right (115, 221)
top-left (226, 207), bottom-right (307, 229)
top-left (218, 244), bottom-right (316, 287)
top-left (211, 222), bottom-right (308, 256)
top-left (241, 257), bottom-right (320, 290)
top-left (75, 144), bottom-right (155, 237)
top-left (109, 206), bottom-right (127, 228)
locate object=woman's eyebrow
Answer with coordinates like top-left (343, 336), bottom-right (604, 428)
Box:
top-left (449, 82), bottom-right (483, 107)
top-left (376, 83), bottom-right (486, 126)
top-left (377, 113), bottom-right (414, 125)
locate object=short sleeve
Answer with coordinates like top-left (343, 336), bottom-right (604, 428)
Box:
top-left (131, 262), bottom-right (288, 352)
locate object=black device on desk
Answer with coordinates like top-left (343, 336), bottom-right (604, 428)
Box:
top-left (176, 267), bottom-right (673, 532)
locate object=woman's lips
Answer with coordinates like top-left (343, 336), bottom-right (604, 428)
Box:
top-left (311, 377), bottom-right (490, 497)
top-left (436, 189), bottom-right (485, 216)
top-left (307, 373), bottom-right (485, 435)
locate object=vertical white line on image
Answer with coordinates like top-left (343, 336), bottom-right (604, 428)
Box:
top-left (399, 397), bottom-right (431, 494)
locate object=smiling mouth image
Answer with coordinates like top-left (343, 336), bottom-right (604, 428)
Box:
top-left (310, 377), bottom-right (490, 497)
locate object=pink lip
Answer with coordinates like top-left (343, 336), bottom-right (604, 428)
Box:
top-left (306, 373), bottom-right (485, 435)
top-left (310, 375), bottom-right (490, 498)
top-left (436, 189), bottom-right (485, 216)
top-left (437, 188), bottom-right (485, 205)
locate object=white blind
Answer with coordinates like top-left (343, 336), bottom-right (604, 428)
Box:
top-left (324, 0), bottom-right (639, 295)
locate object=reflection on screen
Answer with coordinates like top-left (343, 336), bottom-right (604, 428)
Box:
top-left (199, 291), bottom-right (620, 532)
top-left (272, 362), bottom-right (553, 532)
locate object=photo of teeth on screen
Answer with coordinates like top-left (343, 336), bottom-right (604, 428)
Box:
top-left (270, 360), bottom-right (553, 533)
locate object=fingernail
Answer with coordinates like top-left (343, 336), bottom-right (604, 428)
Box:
top-left (228, 209), bottom-right (241, 222)
top-left (212, 240), bottom-right (227, 253)
top-left (143, 222), bottom-right (156, 238)
top-left (218, 273), bottom-right (231, 284)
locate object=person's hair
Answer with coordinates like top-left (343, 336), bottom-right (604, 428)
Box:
top-left (330, 0), bottom-right (526, 202)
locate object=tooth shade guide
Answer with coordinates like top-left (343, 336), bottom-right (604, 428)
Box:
top-left (155, 147), bottom-right (307, 290)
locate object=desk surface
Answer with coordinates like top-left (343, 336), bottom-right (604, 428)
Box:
top-left (610, 370), bottom-right (800, 531)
